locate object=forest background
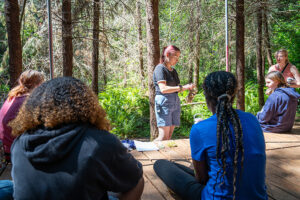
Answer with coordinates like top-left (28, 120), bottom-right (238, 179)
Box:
top-left (0, 0), bottom-right (299, 139)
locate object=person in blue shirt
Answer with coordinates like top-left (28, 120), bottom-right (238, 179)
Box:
top-left (257, 71), bottom-right (300, 132)
top-left (154, 71), bottom-right (268, 200)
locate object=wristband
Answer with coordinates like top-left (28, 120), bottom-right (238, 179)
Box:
top-left (179, 85), bottom-right (183, 92)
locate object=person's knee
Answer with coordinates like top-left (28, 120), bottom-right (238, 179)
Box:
top-left (153, 159), bottom-right (171, 174)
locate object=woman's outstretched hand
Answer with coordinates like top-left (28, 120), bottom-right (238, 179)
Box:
top-left (183, 83), bottom-right (196, 91)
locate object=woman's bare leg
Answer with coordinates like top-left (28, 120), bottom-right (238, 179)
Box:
top-left (167, 125), bottom-right (175, 140)
top-left (154, 126), bottom-right (171, 141)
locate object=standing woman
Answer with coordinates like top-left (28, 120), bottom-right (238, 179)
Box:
top-left (268, 49), bottom-right (300, 88)
top-left (257, 71), bottom-right (300, 132)
top-left (153, 45), bottom-right (195, 141)
top-left (0, 70), bottom-right (44, 161)
top-left (154, 71), bottom-right (268, 200)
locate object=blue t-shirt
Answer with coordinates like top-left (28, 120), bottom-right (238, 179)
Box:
top-left (190, 110), bottom-right (268, 200)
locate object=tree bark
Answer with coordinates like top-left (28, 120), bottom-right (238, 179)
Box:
top-left (135, 0), bottom-right (145, 86)
top-left (100, 0), bottom-right (107, 88)
top-left (123, 31), bottom-right (128, 87)
top-left (194, 0), bottom-right (201, 92)
top-left (62, 0), bottom-right (73, 77)
top-left (187, 2), bottom-right (195, 84)
top-left (228, 21), bottom-right (232, 72)
top-left (5, 0), bottom-right (23, 88)
top-left (236, 0), bottom-right (245, 111)
top-left (262, 2), bottom-right (273, 67)
top-left (194, 31), bottom-right (200, 92)
top-left (262, 47), bottom-right (265, 77)
top-left (256, 2), bottom-right (264, 109)
top-left (145, 0), bottom-right (159, 140)
top-left (92, 0), bottom-right (100, 94)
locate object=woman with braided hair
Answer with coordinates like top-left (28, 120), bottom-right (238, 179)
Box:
top-left (154, 71), bottom-right (267, 200)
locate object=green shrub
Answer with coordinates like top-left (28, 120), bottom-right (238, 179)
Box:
top-left (244, 82), bottom-right (268, 115)
top-left (98, 85), bottom-right (150, 139)
top-left (98, 82), bottom-right (279, 139)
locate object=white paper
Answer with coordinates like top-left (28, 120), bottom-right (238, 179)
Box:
top-left (134, 140), bottom-right (159, 152)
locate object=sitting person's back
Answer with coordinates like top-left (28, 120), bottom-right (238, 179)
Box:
top-left (9, 77), bottom-right (144, 200)
top-left (191, 110), bottom-right (267, 199)
top-left (257, 71), bottom-right (300, 132)
top-left (0, 70), bottom-right (44, 161)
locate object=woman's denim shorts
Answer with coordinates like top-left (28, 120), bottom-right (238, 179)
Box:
top-left (155, 93), bottom-right (181, 127)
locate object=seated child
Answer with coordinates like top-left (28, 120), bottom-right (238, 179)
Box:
top-left (257, 71), bottom-right (300, 132)
top-left (0, 70), bottom-right (44, 161)
top-left (9, 77), bottom-right (144, 200)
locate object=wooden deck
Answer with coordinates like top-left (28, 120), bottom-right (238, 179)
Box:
top-left (1, 126), bottom-right (300, 200)
top-left (133, 128), bottom-right (300, 200)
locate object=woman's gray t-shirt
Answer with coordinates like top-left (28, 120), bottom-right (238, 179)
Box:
top-left (153, 64), bottom-right (180, 95)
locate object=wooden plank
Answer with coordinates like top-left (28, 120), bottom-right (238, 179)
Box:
top-left (266, 142), bottom-right (300, 150)
top-left (266, 172), bottom-right (300, 199)
top-left (142, 172), bottom-right (165, 200)
top-left (265, 133), bottom-right (300, 142)
top-left (265, 145), bottom-right (300, 200)
top-left (134, 151), bottom-right (174, 200)
top-left (267, 181), bottom-right (300, 200)
top-left (267, 160), bottom-right (300, 187)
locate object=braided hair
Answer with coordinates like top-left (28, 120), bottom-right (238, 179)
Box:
top-left (202, 71), bottom-right (244, 200)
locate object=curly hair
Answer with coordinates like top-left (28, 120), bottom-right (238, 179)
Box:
top-left (8, 70), bottom-right (44, 100)
top-left (9, 77), bottom-right (110, 136)
top-left (202, 71), bottom-right (244, 200)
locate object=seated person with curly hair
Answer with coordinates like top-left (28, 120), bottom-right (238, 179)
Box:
top-left (9, 77), bottom-right (144, 200)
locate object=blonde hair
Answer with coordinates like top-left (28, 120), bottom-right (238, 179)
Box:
top-left (274, 49), bottom-right (289, 63)
top-left (265, 71), bottom-right (287, 95)
top-left (8, 70), bottom-right (44, 100)
top-left (9, 77), bottom-right (110, 136)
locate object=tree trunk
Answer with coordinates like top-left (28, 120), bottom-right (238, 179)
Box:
top-left (256, 2), bottom-right (264, 109)
top-left (187, 2), bottom-right (195, 84)
top-left (228, 21), bottom-right (232, 72)
top-left (194, 0), bottom-right (201, 92)
top-left (236, 0), bottom-right (245, 111)
top-left (194, 31), bottom-right (200, 92)
top-left (62, 0), bottom-right (73, 77)
top-left (145, 0), bottom-right (159, 140)
top-left (135, 0), bottom-right (146, 86)
top-left (5, 0), bottom-right (23, 88)
top-left (100, 0), bottom-right (107, 88)
top-left (92, 0), bottom-right (100, 94)
top-left (262, 2), bottom-right (273, 67)
top-left (262, 47), bottom-right (265, 77)
top-left (123, 31), bottom-right (128, 87)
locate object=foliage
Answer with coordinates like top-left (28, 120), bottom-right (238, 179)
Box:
top-left (244, 81), bottom-right (268, 114)
top-left (270, 0), bottom-right (300, 67)
top-left (0, 0), bottom-right (299, 139)
top-left (98, 85), bottom-right (150, 139)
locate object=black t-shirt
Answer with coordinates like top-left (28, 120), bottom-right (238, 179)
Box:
top-left (153, 64), bottom-right (180, 95)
